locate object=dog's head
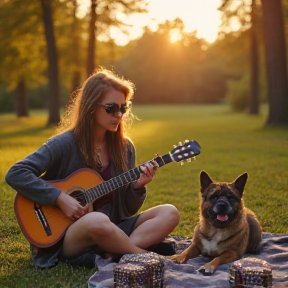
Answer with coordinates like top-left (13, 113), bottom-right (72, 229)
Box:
top-left (199, 171), bottom-right (248, 229)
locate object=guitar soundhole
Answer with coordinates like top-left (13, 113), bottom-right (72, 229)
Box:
top-left (70, 189), bottom-right (86, 206)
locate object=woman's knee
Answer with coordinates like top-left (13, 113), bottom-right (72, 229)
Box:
top-left (157, 204), bottom-right (180, 227)
top-left (84, 212), bottom-right (115, 237)
top-left (166, 204), bottom-right (180, 225)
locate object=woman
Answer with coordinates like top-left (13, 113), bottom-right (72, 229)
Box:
top-left (5, 69), bottom-right (179, 269)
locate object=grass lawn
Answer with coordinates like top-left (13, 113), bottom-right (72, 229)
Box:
top-left (1, 104), bottom-right (288, 287)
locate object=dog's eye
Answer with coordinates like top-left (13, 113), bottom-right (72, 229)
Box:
top-left (209, 194), bottom-right (218, 200)
top-left (227, 193), bottom-right (237, 200)
top-left (228, 195), bottom-right (240, 203)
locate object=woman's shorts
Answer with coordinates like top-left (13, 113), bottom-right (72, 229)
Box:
top-left (117, 214), bottom-right (140, 236)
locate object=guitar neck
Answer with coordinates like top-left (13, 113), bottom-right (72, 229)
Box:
top-left (84, 153), bottom-right (173, 204)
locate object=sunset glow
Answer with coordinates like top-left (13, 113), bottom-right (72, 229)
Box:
top-left (79, 0), bottom-right (223, 45)
top-left (145, 0), bottom-right (222, 42)
top-left (169, 28), bottom-right (182, 43)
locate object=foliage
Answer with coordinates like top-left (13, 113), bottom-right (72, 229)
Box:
top-left (219, 0), bottom-right (254, 34)
top-left (0, 0), bottom-right (146, 113)
top-left (0, 0), bottom-right (47, 90)
top-left (226, 75), bottom-right (249, 111)
top-left (94, 0), bottom-right (148, 39)
top-left (116, 19), bottom-right (228, 104)
top-left (1, 105), bottom-right (288, 287)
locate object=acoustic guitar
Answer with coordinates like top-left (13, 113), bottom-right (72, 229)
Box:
top-left (14, 140), bottom-right (201, 248)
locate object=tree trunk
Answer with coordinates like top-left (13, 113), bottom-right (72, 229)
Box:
top-left (40, 0), bottom-right (60, 126)
top-left (248, 0), bottom-right (259, 115)
top-left (71, 71), bottom-right (81, 92)
top-left (71, 0), bottom-right (81, 93)
top-left (86, 0), bottom-right (97, 77)
top-left (15, 79), bottom-right (29, 117)
top-left (261, 0), bottom-right (288, 126)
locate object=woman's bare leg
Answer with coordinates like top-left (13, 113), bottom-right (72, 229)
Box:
top-left (60, 204), bottom-right (179, 259)
top-left (60, 212), bottom-right (145, 258)
top-left (130, 204), bottom-right (179, 249)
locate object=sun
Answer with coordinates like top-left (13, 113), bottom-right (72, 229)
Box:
top-left (169, 28), bottom-right (182, 43)
top-left (147, 0), bottom-right (222, 44)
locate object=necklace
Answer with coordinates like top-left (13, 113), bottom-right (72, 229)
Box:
top-left (95, 146), bottom-right (102, 170)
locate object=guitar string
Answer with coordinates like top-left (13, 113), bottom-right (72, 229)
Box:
top-left (70, 154), bottom-right (175, 205)
top-left (70, 165), bottom-right (143, 204)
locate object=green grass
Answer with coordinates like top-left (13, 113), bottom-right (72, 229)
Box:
top-left (1, 105), bottom-right (288, 287)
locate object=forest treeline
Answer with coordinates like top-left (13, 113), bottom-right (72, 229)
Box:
top-left (0, 0), bottom-right (288, 126)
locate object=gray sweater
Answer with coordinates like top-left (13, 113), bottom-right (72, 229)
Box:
top-left (5, 130), bottom-right (147, 267)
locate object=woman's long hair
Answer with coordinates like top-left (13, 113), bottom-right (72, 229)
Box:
top-left (57, 68), bottom-right (135, 172)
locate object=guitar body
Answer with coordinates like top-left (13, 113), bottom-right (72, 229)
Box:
top-left (14, 168), bottom-right (104, 248)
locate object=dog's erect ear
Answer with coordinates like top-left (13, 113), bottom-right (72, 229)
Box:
top-left (233, 172), bottom-right (248, 198)
top-left (200, 171), bottom-right (213, 193)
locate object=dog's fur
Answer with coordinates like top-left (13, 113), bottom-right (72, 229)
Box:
top-left (169, 171), bottom-right (262, 275)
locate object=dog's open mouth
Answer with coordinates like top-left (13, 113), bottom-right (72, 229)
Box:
top-left (217, 214), bottom-right (229, 222)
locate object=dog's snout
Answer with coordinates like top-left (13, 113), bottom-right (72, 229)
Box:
top-left (213, 198), bottom-right (232, 214)
top-left (216, 197), bottom-right (228, 206)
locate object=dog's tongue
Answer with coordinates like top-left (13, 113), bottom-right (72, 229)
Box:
top-left (217, 214), bottom-right (228, 221)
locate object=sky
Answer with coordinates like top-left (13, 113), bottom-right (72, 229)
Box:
top-left (79, 0), bottom-right (223, 45)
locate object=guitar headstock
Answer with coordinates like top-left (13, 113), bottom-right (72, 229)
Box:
top-left (171, 140), bottom-right (201, 164)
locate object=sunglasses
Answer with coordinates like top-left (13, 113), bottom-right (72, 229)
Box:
top-left (97, 102), bottom-right (131, 115)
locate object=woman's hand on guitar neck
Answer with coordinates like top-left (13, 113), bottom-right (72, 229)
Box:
top-left (132, 160), bottom-right (159, 189)
top-left (56, 191), bottom-right (88, 221)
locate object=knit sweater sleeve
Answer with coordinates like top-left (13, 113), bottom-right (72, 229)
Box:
top-left (5, 143), bottom-right (62, 206)
top-left (5, 131), bottom-right (85, 207)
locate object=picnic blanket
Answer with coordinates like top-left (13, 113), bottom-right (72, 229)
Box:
top-left (87, 232), bottom-right (288, 288)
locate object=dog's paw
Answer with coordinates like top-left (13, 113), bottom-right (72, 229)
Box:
top-left (165, 254), bottom-right (187, 264)
top-left (197, 264), bottom-right (215, 276)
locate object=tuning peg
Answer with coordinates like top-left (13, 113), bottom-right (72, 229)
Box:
top-left (180, 160), bottom-right (184, 166)
top-left (184, 139), bottom-right (189, 143)
top-left (172, 144), bottom-right (180, 154)
top-left (178, 142), bottom-right (183, 146)
top-left (186, 158), bottom-right (191, 163)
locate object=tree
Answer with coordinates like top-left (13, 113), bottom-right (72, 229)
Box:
top-left (52, 0), bottom-right (87, 99)
top-left (0, 0), bottom-right (46, 116)
top-left (261, 0), bottom-right (288, 126)
top-left (86, 0), bottom-right (148, 76)
top-left (248, 0), bottom-right (259, 114)
top-left (219, 0), bottom-right (261, 114)
top-left (70, 0), bottom-right (82, 91)
top-left (87, 0), bottom-right (97, 76)
top-left (15, 79), bottom-right (29, 117)
top-left (40, 0), bottom-right (60, 125)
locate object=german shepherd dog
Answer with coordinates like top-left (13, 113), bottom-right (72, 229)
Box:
top-left (169, 171), bottom-right (262, 275)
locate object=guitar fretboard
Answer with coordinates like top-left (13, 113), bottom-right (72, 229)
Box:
top-left (84, 153), bottom-right (173, 204)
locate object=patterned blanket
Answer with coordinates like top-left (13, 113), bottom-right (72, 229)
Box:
top-left (87, 233), bottom-right (288, 288)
